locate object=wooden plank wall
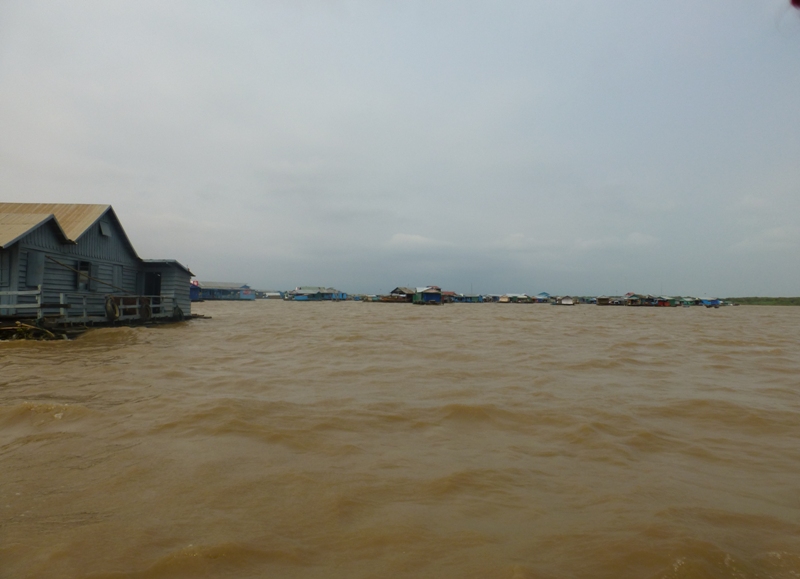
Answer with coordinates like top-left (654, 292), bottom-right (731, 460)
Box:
top-left (163, 267), bottom-right (192, 316)
top-left (6, 216), bottom-right (189, 320)
top-left (14, 218), bottom-right (143, 316)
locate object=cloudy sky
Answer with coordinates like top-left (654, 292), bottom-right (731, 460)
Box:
top-left (1, 1), bottom-right (799, 295)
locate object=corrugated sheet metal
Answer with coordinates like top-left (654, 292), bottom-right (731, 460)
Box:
top-left (142, 259), bottom-right (193, 275)
top-left (0, 213), bottom-right (67, 248)
top-left (197, 281), bottom-right (249, 290)
top-left (0, 203), bottom-right (110, 242)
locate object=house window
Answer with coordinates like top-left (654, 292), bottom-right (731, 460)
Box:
top-left (76, 261), bottom-right (91, 291)
top-left (99, 221), bottom-right (112, 237)
top-left (26, 251), bottom-right (45, 287)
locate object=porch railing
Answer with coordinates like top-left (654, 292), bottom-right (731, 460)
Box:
top-left (0, 286), bottom-right (44, 318)
top-left (0, 287), bottom-right (177, 323)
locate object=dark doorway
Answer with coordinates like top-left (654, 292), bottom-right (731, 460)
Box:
top-left (144, 272), bottom-right (161, 296)
top-left (144, 271), bottom-right (162, 315)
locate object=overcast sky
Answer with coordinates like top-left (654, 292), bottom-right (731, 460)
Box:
top-left (1, 1), bottom-right (799, 295)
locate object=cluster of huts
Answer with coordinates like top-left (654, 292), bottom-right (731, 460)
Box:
top-left (351, 288), bottom-right (725, 307)
top-left (221, 286), bottom-right (728, 307)
top-left (188, 286), bottom-right (346, 302)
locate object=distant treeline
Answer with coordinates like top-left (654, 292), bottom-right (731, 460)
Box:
top-left (725, 297), bottom-right (800, 306)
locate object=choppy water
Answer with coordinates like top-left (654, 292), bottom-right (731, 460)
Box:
top-left (1, 301), bottom-right (800, 579)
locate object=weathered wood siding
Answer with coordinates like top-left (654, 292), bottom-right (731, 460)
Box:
top-left (144, 265), bottom-right (192, 316)
top-left (64, 216), bottom-right (140, 264)
top-left (0, 247), bottom-right (13, 312)
top-left (0, 248), bottom-right (9, 288)
top-left (162, 267), bottom-right (192, 315)
top-left (12, 215), bottom-right (142, 316)
top-left (3, 212), bottom-right (189, 320)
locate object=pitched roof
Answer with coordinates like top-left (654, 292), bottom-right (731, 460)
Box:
top-left (197, 281), bottom-right (250, 290)
top-left (292, 286), bottom-right (342, 294)
top-left (0, 212), bottom-right (69, 248)
top-left (142, 259), bottom-right (193, 275)
top-left (0, 202), bottom-right (143, 260)
top-left (0, 203), bottom-right (111, 241)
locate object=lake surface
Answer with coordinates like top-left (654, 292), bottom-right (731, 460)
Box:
top-left (2, 302), bottom-right (799, 578)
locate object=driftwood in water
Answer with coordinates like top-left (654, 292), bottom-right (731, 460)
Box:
top-left (0, 321), bottom-right (72, 341)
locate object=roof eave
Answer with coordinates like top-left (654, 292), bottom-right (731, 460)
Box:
top-left (0, 213), bottom-right (72, 249)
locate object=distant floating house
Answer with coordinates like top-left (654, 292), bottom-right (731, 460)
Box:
top-left (534, 292), bottom-right (551, 303)
top-left (655, 296), bottom-right (681, 307)
top-left (554, 296), bottom-right (576, 305)
top-left (593, 293), bottom-right (705, 307)
top-left (453, 294), bottom-right (482, 303)
top-left (500, 293), bottom-right (530, 303)
top-left (413, 286), bottom-right (442, 305)
top-left (288, 286), bottom-right (347, 301)
top-left (255, 290), bottom-right (284, 299)
top-left (190, 280), bottom-right (201, 302)
top-left (624, 293), bottom-right (643, 306)
top-left (382, 287), bottom-right (415, 303)
top-left (0, 202), bottom-right (191, 325)
top-left (196, 281), bottom-right (255, 301)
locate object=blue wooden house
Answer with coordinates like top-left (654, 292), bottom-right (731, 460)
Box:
top-left (412, 286), bottom-right (442, 305)
top-left (0, 203), bottom-right (191, 324)
top-left (287, 287), bottom-right (347, 301)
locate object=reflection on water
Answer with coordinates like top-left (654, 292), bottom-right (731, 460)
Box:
top-left (1, 302), bottom-right (799, 578)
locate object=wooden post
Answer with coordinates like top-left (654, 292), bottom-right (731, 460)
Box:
top-left (60, 293), bottom-right (66, 319)
top-left (36, 285), bottom-right (42, 319)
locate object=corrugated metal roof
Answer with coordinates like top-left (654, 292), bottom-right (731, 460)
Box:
top-left (197, 281), bottom-right (250, 290)
top-left (142, 259), bottom-right (193, 275)
top-left (0, 212), bottom-right (70, 248)
top-left (0, 203), bottom-right (110, 242)
top-left (292, 287), bottom-right (342, 295)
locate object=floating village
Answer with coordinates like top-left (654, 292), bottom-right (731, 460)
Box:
top-left (0, 203), bottom-right (734, 339)
top-left (191, 282), bottom-right (730, 308)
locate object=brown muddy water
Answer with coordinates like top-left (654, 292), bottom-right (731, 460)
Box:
top-left (1, 302), bottom-right (799, 579)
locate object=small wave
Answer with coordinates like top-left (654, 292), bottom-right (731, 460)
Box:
top-left (0, 401), bottom-right (96, 428)
top-left (74, 326), bottom-right (145, 347)
top-left (435, 403), bottom-right (531, 427)
top-left (645, 398), bottom-right (799, 434)
top-left (84, 542), bottom-right (312, 579)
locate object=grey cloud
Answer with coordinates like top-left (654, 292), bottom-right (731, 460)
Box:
top-left (1, 0), bottom-right (799, 295)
